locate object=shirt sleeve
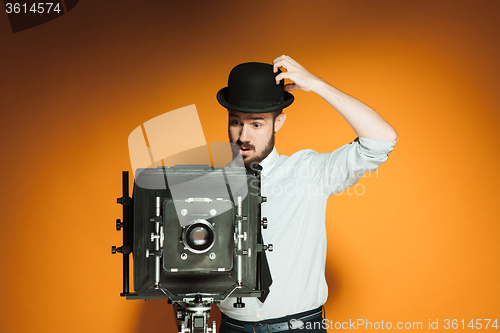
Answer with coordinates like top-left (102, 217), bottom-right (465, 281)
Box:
top-left (317, 136), bottom-right (397, 196)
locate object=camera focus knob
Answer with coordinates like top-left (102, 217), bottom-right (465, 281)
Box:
top-left (111, 246), bottom-right (123, 254)
top-left (116, 219), bottom-right (123, 231)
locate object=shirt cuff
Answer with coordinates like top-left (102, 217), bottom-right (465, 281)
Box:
top-left (356, 136), bottom-right (398, 156)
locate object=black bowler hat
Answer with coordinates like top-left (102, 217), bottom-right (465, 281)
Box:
top-left (217, 62), bottom-right (294, 113)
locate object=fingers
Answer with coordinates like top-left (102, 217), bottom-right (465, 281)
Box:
top-left (284, 83), bottom-right (300, 92)
top-left (275, 71), bottom-right (291, 85)
top-left (273, 55), bottom-right (286, 72)
top-left (273, 55), bottom-right (295, 85)
top-left (273, 54), bottom-right (295, 73)
top-left (274, 55), bottom-right (310, 91)
top-left (273, 55), bottom-right (316, 92)
top-left (273, 54), bottom-right (288, 64)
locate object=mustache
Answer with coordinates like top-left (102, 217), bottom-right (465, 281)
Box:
top-left (236, 141), bottom-right (255, 150)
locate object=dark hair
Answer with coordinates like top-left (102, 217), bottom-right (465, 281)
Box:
top-left (271, 110), bottom-right (283, 122)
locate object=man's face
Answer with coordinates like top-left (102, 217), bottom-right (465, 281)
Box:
top-left (228, 110), bottom-right (277, 169)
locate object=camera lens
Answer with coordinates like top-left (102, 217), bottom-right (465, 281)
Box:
top-left (191, 227), bottom-right (208, 246)
top-left (182, 219), bottom-right (215, 253)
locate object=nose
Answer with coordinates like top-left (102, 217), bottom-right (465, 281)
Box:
top-left (239, 124), bottom-right (250, 142)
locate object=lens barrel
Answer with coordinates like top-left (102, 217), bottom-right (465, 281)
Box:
top-left (182, 219), bottom-right (215, 253)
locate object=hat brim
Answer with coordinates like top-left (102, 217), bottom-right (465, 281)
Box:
top-left (217, 87), bottom-right (294, 113)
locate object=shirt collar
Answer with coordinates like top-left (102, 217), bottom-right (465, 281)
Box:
top-left (259, 147), bottom-right (279, 177)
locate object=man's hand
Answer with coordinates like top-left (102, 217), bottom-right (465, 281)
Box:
top-left (273, 55), bottom-right (324, 93)
top-left (273, 55), bottom-right (398, 142)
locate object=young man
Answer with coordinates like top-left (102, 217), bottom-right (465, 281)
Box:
top-left (216, 55), bottom-right (397, 333)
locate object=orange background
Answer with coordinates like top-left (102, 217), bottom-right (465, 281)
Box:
top-left (1, 1), bottom-right (499, 332)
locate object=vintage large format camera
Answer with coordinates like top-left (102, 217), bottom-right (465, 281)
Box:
top-left (112, 165), bottom-right (272, 333)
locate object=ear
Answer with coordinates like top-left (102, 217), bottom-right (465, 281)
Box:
top-left (274, 113), bottom-right (287, 132)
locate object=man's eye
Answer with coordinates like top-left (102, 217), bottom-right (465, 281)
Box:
top-left (231, 120), bottom-right (241, 126)
top-left (253, 123), bottom-right (262, 128)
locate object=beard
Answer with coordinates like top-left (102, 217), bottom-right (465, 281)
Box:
top-left (229, 130), bottom-right (275, 169)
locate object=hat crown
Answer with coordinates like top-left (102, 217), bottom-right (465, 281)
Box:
top-left (227, 62), bottom-right (283, 103)
top-left (217, 62), bottom-right (294, 113)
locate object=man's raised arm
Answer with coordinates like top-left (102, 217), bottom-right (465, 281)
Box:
top-left (273, 55), bottom-right (398, 142)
